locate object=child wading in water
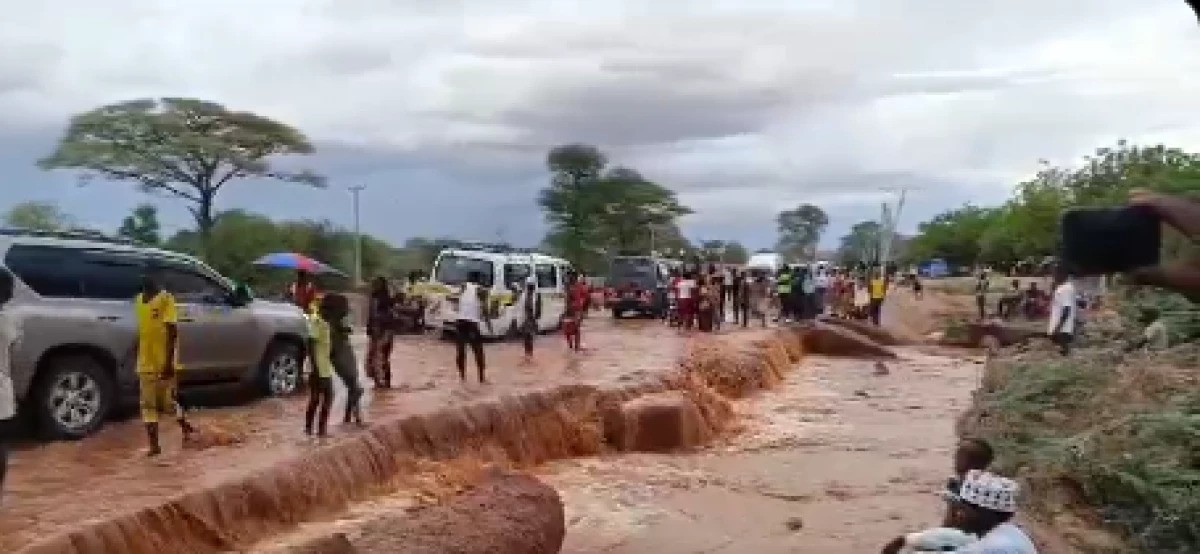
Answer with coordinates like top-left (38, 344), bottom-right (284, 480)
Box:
top-left (305, 294), bottom-right (337, 436)
top-left (135, 274), bottom-right (196, 456)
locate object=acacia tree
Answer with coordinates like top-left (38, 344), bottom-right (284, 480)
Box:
top-left (38, 97), bottom-right (324, 255)
top-left (776, 203), bottom-right (829, 261)
top-left (594, 167), bottom-right (691, 254)
top-left (539, 144), bottom-right (607, 268)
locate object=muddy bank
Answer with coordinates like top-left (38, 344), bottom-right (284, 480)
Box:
top-left (19, 324), bottom-right (890, 554)
top-left (274, 468), bottom-right (566, 554)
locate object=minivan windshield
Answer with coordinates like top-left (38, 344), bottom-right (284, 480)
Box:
top-left (434, 254), bottom-right (495, 287)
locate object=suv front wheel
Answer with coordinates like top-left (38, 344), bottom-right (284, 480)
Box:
top-left (259, 340), bottom-right (302, 397)
top-left (33, 354), bottom-right (114, 440)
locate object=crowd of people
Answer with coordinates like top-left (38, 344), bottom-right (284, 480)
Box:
top-left (661, 263), bottom-right (894, 332)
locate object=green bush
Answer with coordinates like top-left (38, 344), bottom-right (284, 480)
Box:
top-left (975, 358), bottom-right (1200, 553)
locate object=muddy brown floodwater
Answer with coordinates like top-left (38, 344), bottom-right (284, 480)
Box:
top-left (0, 316), bottom-right (685, 552)
top-left (546, 348), bottom-right (984, 553)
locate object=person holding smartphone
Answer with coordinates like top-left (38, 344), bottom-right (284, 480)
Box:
top-left (1047, 268), bottom-right (1078, 356)
top-left (1126, 189), bottom-right (1200, 302)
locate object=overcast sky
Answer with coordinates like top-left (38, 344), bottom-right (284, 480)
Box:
top-left (2, 0), bottom-right (1199, 250)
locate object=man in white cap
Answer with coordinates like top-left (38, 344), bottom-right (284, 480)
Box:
top-left (948, 470), bottom-right (1039, 553)
top-left (881, 469), bottom-right (1038, 553)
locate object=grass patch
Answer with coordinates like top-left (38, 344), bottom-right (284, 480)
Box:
top-left (966, 353), bottom-right (1200, 553)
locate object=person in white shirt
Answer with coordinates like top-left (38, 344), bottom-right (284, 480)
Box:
top-left (454, 271), bottom-right (492, 383)
top-left (882, 470), bottom-right (1039, 554)
top-left (1047, 268), bottom-right (1078, 356)
top-left (0, 268), bottom-right (17, 503)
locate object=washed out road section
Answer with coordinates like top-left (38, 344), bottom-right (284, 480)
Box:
top-left (0, 318), bottom-right (684, 552)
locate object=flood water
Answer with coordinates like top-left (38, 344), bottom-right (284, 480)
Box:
top-left (546, 349), bottom-right (983, 553)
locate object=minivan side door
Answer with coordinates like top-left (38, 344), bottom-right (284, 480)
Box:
top-left (535, 263), bottom-right (563, 330)
top-left (149, 257), bottom-right (258, 383)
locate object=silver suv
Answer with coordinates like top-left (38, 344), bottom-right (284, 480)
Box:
top-left (0, 229), bottom-right (310, 439)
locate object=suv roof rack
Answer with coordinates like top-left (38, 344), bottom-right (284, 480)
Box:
top-left (0, 227), bottom-right (135, 245)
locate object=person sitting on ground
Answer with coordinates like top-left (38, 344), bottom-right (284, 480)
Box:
top-left (1022, 282), bottom-right (1047, 319)
top-left (1125, 307), bottom-right (1170, 352)
top-left (997, 280), bottom-right (1022, 319)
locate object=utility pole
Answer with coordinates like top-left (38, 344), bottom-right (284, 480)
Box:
top-left (349, 185), bottom-right (365, 286)
top-left (877, 187), bottom-right (907, 270)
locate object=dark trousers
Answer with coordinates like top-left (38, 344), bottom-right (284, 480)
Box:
top-left (330, 342), bottom-right (363, 424)
top-left (305, 375), bottom-right (333, 434)
top-left (1052, 332), bottom-right (1074, 355)
top-left (738, 301), bottom-right (749, 328)
top-left (868, 298), bottom-right (884, 325)
top-left (521, 320), bottom-right (536, 356)
top-left (454, 319), bottom-right (486, 381)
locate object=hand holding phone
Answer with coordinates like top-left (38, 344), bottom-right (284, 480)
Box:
top-left (1059, 205), bottom-right (1161, 275)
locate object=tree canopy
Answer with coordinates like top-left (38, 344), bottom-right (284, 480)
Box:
top-left (539, 143), bottom-right (691, 272)
top-left (2, 201), bottom-right (76, 231)
top-left (776, 203), bottom-right (829, 262)
top-left (905, 141), bottom-right (1200, 270)
top-left (117, 203), bottom-right (162, 246)
top-left (38, 97), bottom-right (325, 252)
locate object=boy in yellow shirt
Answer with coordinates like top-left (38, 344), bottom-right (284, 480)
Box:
top-left (305, 297), bottom-right (335, 436)
top-left (135, 275), bottom-right (195, 456)
top-left (868, 270), bottom-right (887, 326)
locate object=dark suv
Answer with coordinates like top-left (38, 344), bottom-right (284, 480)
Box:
top-left (608, 256), bottom-right (672, 319)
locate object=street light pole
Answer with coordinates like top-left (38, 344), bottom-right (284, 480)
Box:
top-left (349, 185), bottom-right (366, 286)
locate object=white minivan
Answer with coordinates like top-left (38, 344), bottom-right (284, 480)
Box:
top-left (426, 245), bottom-right (574, 339)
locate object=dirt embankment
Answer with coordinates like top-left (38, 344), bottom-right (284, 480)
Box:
top-left (19, 323), bottom-right (896, 554)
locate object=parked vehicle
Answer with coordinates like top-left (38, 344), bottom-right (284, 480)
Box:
top-left (746, 252), bottom-right (783, 274)
top-left (0, 228), bottom-right (311, 439)
top-left (607, 256), bottom-right (674, 319)
top-left (426, 244), bottom-right (574, 338)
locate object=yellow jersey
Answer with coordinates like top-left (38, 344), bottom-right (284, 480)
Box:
top-left (307, 314), bottom-right (334, 379)
top-left (135, 291), bottom-right (181, 375)
top-left (869, 278), bottom-right (887, 300)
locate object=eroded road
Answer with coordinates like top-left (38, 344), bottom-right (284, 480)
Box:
top-left (0, 317), bottom-right (685, 552)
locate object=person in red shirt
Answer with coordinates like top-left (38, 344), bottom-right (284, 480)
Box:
top-left (564, 272), bottom-right (589, 351)
top-left (288, 270), bottom-right (319, 313)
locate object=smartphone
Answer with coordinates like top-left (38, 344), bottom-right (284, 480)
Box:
top-left (1059, 206), bottom-right (1161, 275)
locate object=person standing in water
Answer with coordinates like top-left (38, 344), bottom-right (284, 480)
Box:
top-left (518, 277), bottom-right (542, 362)
top-left (322, 293), bottom-right (364, 424)
top-left (366, 276), bottom-right (395, 389)
top-left (454, 271), bottom-right (491, 382)
top-left (135, 274), bottom-right (196, 456)
top-left (304, 294), bottom-right (336, 436)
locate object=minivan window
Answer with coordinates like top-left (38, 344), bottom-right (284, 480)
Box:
top-left (503, 263), bottom-right (531, 290)
top-left (4, 244), bottom-right (85, 297)
top-left (535, 264), bottom-right (557, 289)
